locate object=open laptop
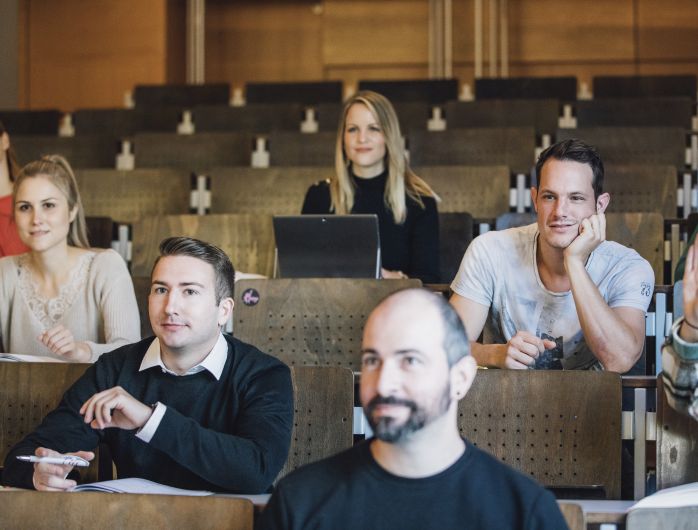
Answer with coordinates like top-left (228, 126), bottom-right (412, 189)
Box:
top-left (272, 214), bottom-right (381, 278)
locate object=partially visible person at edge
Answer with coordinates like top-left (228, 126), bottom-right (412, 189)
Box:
top-left (663, 237), bottom-right (698, 421)
top-left (301, 90), bottom-right (441, 283)
top-left (0, 120), bottom-right (29, 257)
top-left (0, 155), bottom-right (140, 361)
top-left (675, 222), bottom-right (698, 279)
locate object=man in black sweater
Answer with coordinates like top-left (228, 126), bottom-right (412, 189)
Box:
top-left (2, 237), bottom-right (293, 493)
top-left (258, 289), bottom-right (568, 529)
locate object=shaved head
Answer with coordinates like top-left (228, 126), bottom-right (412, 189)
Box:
top-left (369, 288), bottom-right (470, 367)
top-left (360, 288), bottom-right (475, 443)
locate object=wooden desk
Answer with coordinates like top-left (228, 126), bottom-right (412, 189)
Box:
top-left (568, 499), bottom-right (634, 525)
top-left (225, 495), bottom-right (635, 526)
top-left (2, 488), bottom-right (636, 528)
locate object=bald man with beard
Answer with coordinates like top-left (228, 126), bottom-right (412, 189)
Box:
top-left (258, 288), bottom-right (568, 530)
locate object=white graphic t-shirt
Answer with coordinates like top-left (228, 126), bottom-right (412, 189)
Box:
top-left (451, 223), bottom-right (655, 370)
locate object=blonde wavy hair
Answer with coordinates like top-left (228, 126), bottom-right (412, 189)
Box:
top-left (13, 154), bottom-right (90, 248)
top-left (331, 90), bottom-right (438, 224)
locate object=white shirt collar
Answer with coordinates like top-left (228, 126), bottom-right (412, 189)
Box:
top-left (139, 333), bottom-right (228, 380)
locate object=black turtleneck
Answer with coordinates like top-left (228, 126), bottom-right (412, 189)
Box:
top-left (301, 171), bottom-right (440, 283)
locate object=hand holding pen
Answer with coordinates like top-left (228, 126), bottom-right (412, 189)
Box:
top-left (22, 447), bottom-right (94, 491)
top-left (17, 454), bottom-right (90, 467)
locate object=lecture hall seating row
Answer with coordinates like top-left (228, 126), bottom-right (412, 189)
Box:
top-left (73, 164), bottom-right (680, 223)
top-left (3, 95), bottom-right (694, 142)
top-left (2, 73), bottom-right (695, 137)
top-left (1, 361), bottom-right (695, 519)
top-left (9, 125), bottom-right (694, 184)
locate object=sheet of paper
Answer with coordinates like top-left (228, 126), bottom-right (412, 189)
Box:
top-left (72, 478), bottom-right (213, 496)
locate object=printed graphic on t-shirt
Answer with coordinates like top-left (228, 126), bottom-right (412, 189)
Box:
top-left (535, 333), bottom-right (563, 370)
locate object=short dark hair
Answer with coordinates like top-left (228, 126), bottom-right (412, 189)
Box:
top-left (432, 292), bottom-right (471, 367)
top-left (381, 288), bottom-right (470, 367)
top-left (153, 237), bottom-right (235, 303)
top-left (534, 138), bottom-right (604, 199)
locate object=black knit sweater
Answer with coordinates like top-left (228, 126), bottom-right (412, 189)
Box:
top-left (2, 335), bottom-right (293, 493)
top-left (301, 171), bottom-right (440, 283)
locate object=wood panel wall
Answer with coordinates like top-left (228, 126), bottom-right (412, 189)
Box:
top-left (206, 0), bottom-right (324, 84)
top-left (16, 0), bottom-right (698, 110)
top-left (19, 0), bottom-right (185, 111)
top-left (206, 0), bottom-right (698, 95)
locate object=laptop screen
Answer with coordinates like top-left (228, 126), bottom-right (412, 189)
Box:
top-left (273, 214), bottom-right (381, 278)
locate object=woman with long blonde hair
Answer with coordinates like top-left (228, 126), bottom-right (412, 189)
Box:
top-left (0, 155), bottom-right (140, 361)
top-left (302, 91), bottom-right (440, 282)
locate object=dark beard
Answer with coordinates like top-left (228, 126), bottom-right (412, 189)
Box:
top-left (365, 385), bottom-right (451, 443)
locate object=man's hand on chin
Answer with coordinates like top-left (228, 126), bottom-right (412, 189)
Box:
top-left (564, 213), bottom-right (606, 267)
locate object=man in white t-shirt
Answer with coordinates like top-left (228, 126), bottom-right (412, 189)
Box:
top-left (450, 139), bottom-right (654, 372)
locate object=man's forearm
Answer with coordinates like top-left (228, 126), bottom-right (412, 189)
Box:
top-left (566, 259), bottom-right (641, 372)
top-left (147, 406), bottom-right (289, 493)
top-left (471, 342), bottom-right (504, 368)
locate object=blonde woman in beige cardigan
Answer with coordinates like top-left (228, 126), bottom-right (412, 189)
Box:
top-left (0, 155), bottom-right (140, 361)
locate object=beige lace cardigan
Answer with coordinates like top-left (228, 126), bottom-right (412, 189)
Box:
top-left (0, 249), bottom-right (140, 361)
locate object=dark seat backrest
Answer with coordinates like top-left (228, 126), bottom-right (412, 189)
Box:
top-left (458, 370), bottom-right (622, 498)
top-left (357, 78), bottom-right (459, 103)
top-left (0, 110), bottom-right (62, 136)
top-left (606, 212), bottom-right (664, 283)
top-left (592, 75), bottom-right (697, 99)
top-left (133, 83), bottom-right (230, 107)
top-left (576, 98), bottom-right (694, 129)
top-left (439, 212), bottom-right (473, 283)
top-left (267, 131), bottom-right (336, 166)
top-left (73, 108), bottom-right (181, 137)
top-left (417, 165), bottom-right (511, 218)
top-left (193, 103), bottom-right (304, 134)
top-left (76, 169), bottom-right (192, 224)
top-left (245, 81), bottom-right (343, 105)
top-left (233, 278), bottom-right (420, 369)
top-left (131, 213), bottom-right (275, 277)
top-left (85, 216), bottom-right (113, 249)
top-left (604, 164), bottom-right (677, 219)
top-left (134, 132), bottom-right (253, 170)
top-left (12, 135), bottom-right (118, 168)
top-left (209, 167), bottom-right (330, 215)
top-left (656, 377), bottom-right (698, 490)
top-left (408, 127), bottom-right (536, 174)
top-left (316, 102), bottom-right (435, 132)
top-left (392, 101), bottom-right (436, 131)
top-left (0, 363), bottom-right (89, 467)
top-left (444, 99), bottom-right (560, 137)
top-left (315, 103), bottom-right (344, 132)
top-left (279, 366), bottom-right (354, 480)
top-left (131, 275), bottom-right (154, 339)
top-left (475, 76), bottom-right (577, 102)
top-left (556, 127), bottom-right (687, 170)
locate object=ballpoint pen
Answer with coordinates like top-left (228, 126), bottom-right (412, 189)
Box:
top-left (16, 455), bottom-right (90, 467)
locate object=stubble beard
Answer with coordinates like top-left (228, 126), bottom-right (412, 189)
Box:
top-left (365, 384), bottom-right (451, 443)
